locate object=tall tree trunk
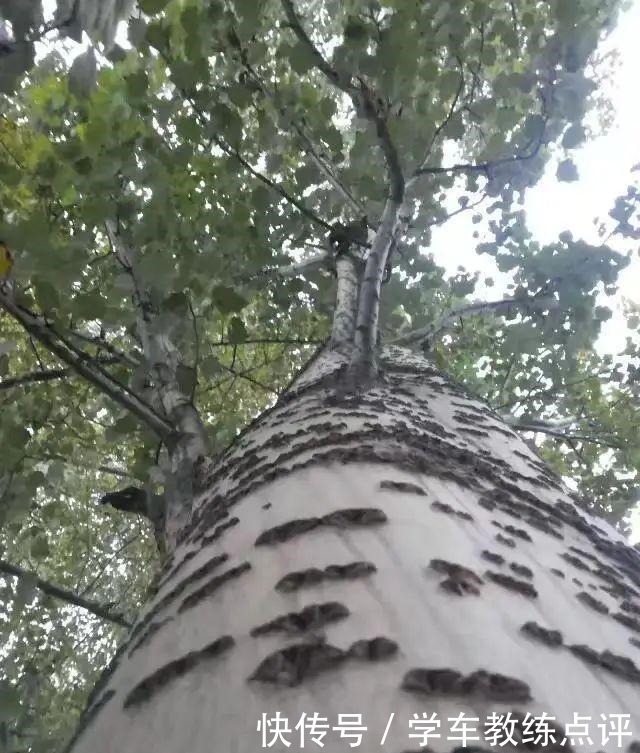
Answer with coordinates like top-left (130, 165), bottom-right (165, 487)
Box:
top-left (67, 349), bottom-right (640, 753)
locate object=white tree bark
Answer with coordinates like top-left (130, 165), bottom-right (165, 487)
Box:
top-left (67, 348), bottom-right (640, 753)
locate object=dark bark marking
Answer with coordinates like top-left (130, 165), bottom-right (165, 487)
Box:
top-left (251, 602), bottom-right (349, 637)
top-left (568, 545), bottom-right (602, 565)
top-left (429, 559), bottom-right (483, 596)
top-left (575, 591), bottom-right (609, 615)
top-left (132, 553), bottom-right (230, 637)
top-left (431, 501), bottom-right (473, 521)
top-left (201, 516), bottom-right (239, 546)
top-left (348, 636), bottom-right (398, 660)
top-left (525, 516), bottom-right (564, 540)
top-left (128, 617), bottom-right (174, 657)
top-left (123, 636), bottom-right (234, 708)
top-left (485, 571), bottom-right (538, 599)
top-left (178, 562), bottom-right (251, 613)
top-left (550, 568), bottom-right (565, 578)
top-left (402, 667), bottom-right (531, 702)
top-left (510, 562), bottom-right (533, 579)
top-left (568, 644), bottom-right (640, 684)
top-left (521, 621), bottom-right (563, 647)
top-left (323, 507), bottom-right (387, 527)
top-left (562, 553), bottom-right (591, 572)
top-left (275, 561), bottom-right (377, 592)
top-left (612, 612), bottom-right (640, 634)
top-left (481, 550), bottom-right (505, 566)
top-left (621, 600), bottom-right (640, 616)
top-left (572, 578), bottom-right (583, 587)
top-left (477, 495), bottom-right (497, 511)
top-left (432, 501), bottom-right (456, 514)
top-left (157, 550), bottom-right (198, 590)
top-left (379, 479), bottom-right (426, 495)
top-left (262, 502), bottom-right (272, 509)
top-left (187, 507), bottom-right (231, 543)
top-left (458, 427), bottom-right (491, 439)
top-left (496, 533), bottom-right (516, 548)
top-left (255, 517), bottom-right (322, 545)
top-left (255, 508), bottom-right (387, 546)
top-left (630, 637), bottom-right (640, 650)
top-left (502, 524), bottom-right (532, 542)
top-left (249, 636), bottom-right (398, 686)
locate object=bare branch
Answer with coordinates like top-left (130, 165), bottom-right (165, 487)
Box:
top-left (0, 558), bottom-right (131, 628)
top-left (389, 294), bottom-right (558, 348)
top-left (0, 357), bottom-right (120, 392)
top-left (214, 133), bottom-right (333, 231)
top-left (280, 0), bottom-right (349, 87)
top-left (509, 2), bottom-right (520, 40)
top-left (506, 421), bottom-right (626, 450)
top-left (210, 337), bottom-right (323, 348)
top-left (67, 331), bottom-right (141, 368)
top-left (253, 249), bottom-right (332, 279)
top-left (425, 189), bottom-right (490, 229)
top-left (410, 131), bottom-right (544, 183)
top-left (415, 67), bottom-right (465, 172)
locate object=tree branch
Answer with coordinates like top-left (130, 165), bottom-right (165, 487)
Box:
top-left (156, 47), bottom-right (332, 233)
top-left (252, 249), bottom-right (332, 279)
top-left (0, 289), bottom-right (174, 438)
top-left (280, 0), bottom-right (404, 201)
top-left (0, 558), bottom-right (131, 628)
top-left (0, 357), bottom-right (120, 391)
top-left (506, 420), bottom-right (626, 450)
top-left (410, 130), bottom-right (545, 182)
top-left (389, 294), bottom-right (558, 348)
top-left (230, 40), bottom-right (365, 217)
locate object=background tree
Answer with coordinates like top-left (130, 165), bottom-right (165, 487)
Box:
top-left (0, 0), bottom-right (639, 751)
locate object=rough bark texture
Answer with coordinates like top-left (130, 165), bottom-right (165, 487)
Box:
top-left (68, 349), bottom-right (640, 753)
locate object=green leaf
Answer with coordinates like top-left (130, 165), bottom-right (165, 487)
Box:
top-left (562, 124), bottom-right (586, 149)
top-left (287, 42), bottom-right (317, 74)
top-left (227, 316), bottom-right (247, 344)
top-left (146, 21), bottom-right (170, 51)
top-left (200, 356), bottom-right (223, 377)
top-left (557, 159), bottom-right (579, 182)
top-left (125, 70), bottom-right (149, 99)
top-left (211, 285), bottom-right (248, 314)
top-left (210, 104), bottom-right (242, 146)
top-left (30, 535), bottom-right (50, 560)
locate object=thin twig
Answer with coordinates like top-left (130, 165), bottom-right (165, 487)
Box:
top-left (0, 558), bottom-right (131, 627)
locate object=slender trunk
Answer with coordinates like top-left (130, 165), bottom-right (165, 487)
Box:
top-left (67, 348), bottom-right (640, 753)
top-left (330, 253), bottom-right (361, 352)
top-left (105, 222), bottom-right (210, 540)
